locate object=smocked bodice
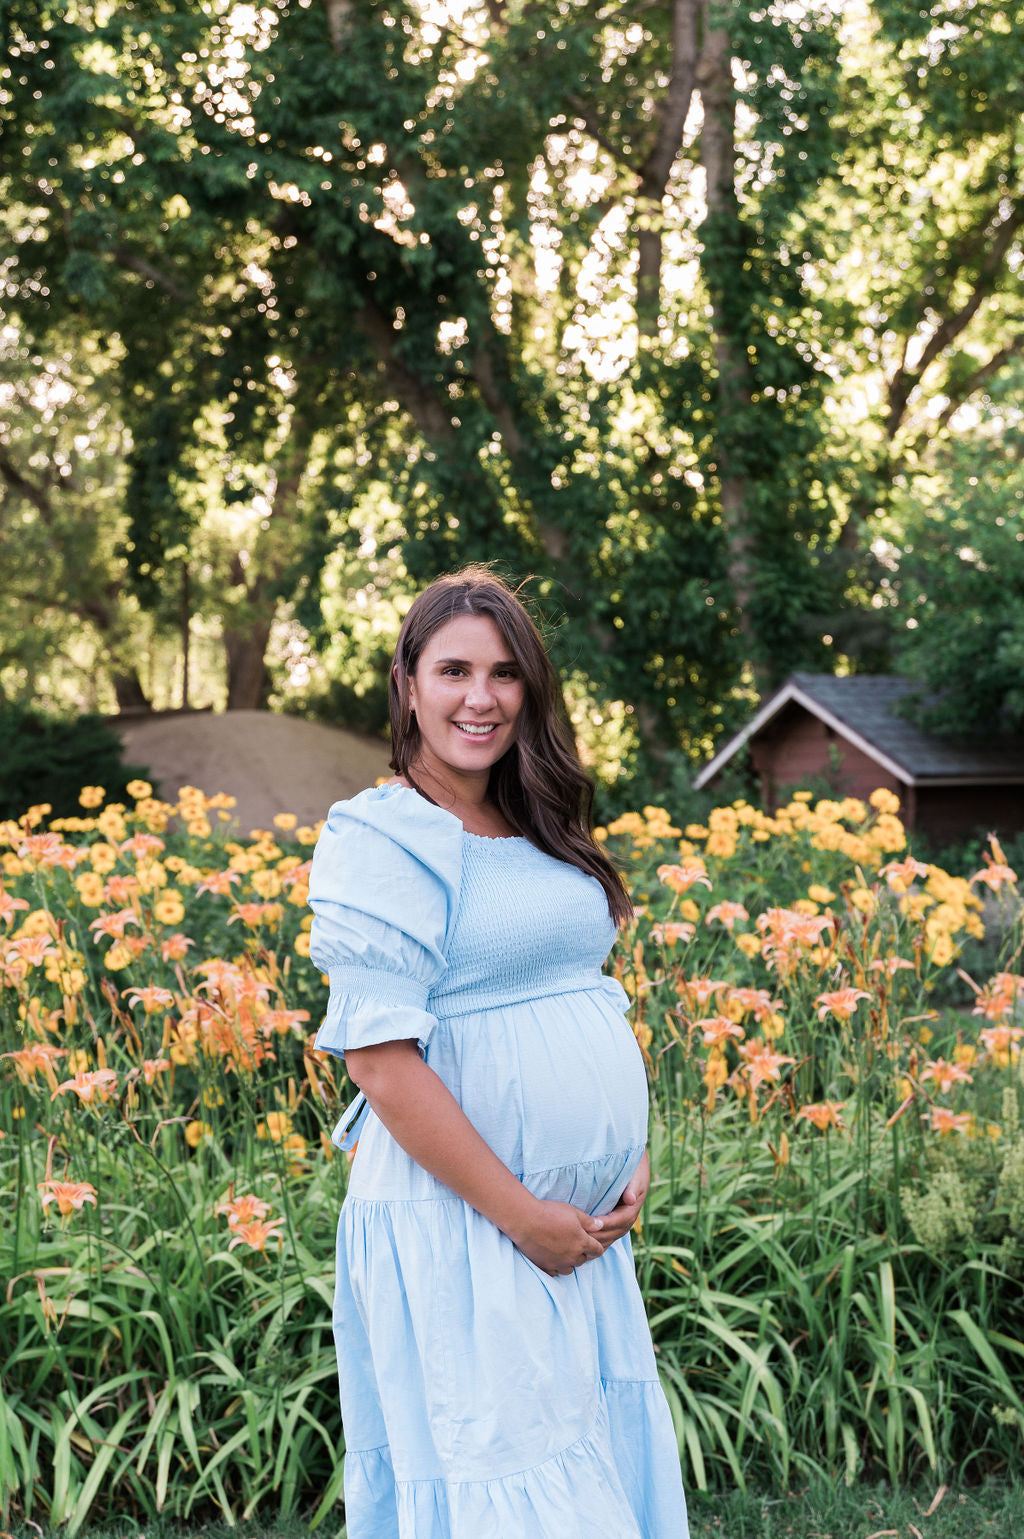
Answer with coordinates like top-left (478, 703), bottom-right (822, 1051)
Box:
top-left (427, 834), bottom-right (617, 1019)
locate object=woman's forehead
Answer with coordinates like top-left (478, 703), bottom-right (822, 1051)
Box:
top-left (420, 612), bottom-right (514, 662)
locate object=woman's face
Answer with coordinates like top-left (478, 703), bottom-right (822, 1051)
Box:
top-left (406, 613), bottom-right (525, 785)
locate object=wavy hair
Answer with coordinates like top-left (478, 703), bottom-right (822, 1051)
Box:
top-left (388, 566), bottom-right (632, 926)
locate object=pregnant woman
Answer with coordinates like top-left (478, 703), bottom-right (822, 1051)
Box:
top-left (308, 566), bottom-right (689, 1538)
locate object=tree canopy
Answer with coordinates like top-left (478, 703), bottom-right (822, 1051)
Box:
top-left (3, 0), bottom-right (1023, 788)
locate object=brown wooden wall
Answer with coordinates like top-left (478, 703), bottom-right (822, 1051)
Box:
top-left (739, 702), bottom-right (1023, 841)
top-left (748, 704), bottom-right (903, 806)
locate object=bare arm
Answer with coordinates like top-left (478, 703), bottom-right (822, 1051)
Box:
top-left (345, 1039), bottom-right (606, 1276)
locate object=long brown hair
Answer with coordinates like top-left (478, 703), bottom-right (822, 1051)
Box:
top-left (388, 566), bottom-right (633, 925)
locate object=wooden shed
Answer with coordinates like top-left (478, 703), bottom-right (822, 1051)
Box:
top-left (694, 673), bottom-right (1024, 844)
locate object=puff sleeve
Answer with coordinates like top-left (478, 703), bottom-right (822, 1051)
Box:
top-left (307, 784), bottom-right (463, 1061)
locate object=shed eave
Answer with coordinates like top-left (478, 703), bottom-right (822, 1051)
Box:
top-left (694, 682), bottom-right (916, 790)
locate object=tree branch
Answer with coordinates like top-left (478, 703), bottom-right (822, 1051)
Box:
top-left (109, 245), bottom-right (192, 304)
top-left (886, 196), bottom-right (1024, 436)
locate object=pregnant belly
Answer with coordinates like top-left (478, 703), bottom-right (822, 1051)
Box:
top-left (428, 984), bottom-right (650, 1217)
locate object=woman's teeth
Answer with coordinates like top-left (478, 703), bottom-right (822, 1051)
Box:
top-left (454, 723), bottom-right (497, 737)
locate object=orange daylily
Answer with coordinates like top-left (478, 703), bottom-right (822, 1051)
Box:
top-left (706, 901), bottom-right (749, 931)
top-left (919, 1058), bottom-right (973, 1094)
top-left (796, 1101), bottom-right (846, 1131)
top-left (736, 1038), bottom-right (796, 1091)
top-left (814, 987), bottom-right (871, 1023)
top-left (53, 1068), bottom-right (119, 1104)
top-left (88, 908), bottom-right (140, 941)
top-left (657, 860), bottom-right (712, 895)
top-left (122, 985), bottom-right (176, 1014)
top-left (38, 1179), bottom-right (98, 1218)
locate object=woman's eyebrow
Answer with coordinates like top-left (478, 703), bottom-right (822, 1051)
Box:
top-left (434, 656), bottom-right (518, 669)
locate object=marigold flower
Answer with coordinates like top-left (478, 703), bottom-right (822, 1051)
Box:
top-left (869, 788), bottom-right (901, 815)
top-left (273, 812), bottom-right (298, 831)
top-left (79, 786), bottom-right (106, 809)
top-left (815, 987), bottom-right (871, 1023)
top-left (796, 1101), bottom-right (846, 1131)
top-left (185, 1120), bottom-right (213, 1147)
top-left (38, 1179), bottom-right (98, 1217)
top-left (807, 884), bottom-right (835, 905)
top-left (125, 779), bottom-right (153, 799)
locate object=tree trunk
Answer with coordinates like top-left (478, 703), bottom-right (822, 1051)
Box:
top-left (698, 21), bottom-right (768, 694)
top-left (225, 619), bottom-right (273, 709)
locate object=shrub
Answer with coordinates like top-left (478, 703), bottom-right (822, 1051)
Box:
top-left (0, 704), bottom-right (152, 821)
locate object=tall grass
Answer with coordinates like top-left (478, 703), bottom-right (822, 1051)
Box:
top-left (1, 783), bottom-right (1022, 1527)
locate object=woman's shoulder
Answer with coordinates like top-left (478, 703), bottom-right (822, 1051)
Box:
top-left (316, 782), bottom-right (463, 887)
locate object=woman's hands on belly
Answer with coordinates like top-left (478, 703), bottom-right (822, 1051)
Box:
top-left (593, 1150), bottom-right (650, 1248)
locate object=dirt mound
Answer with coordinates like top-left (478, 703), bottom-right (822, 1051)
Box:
top-left (114, 710), bottom-right (391, 835)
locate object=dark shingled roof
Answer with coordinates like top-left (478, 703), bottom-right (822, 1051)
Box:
top-left (787, 674), bottom-right (1024, 780)
top-left (695, 673), bottom-right (1024, 788)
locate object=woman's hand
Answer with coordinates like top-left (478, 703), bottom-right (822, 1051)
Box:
top-left (595, 1149), bottom-right (650, 1247)
top-left (508, 1199), bottom-right (607, 1277)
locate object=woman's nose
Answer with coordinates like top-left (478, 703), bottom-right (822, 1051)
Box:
top-left (464, 673), bottom-right (496, 709)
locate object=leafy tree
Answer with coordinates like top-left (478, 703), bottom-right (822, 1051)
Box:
top-left (883, 366), bottom-right (1024, 737)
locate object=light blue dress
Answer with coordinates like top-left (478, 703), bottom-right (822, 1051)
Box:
top-left (308, 782), bottom-right (689, 1539)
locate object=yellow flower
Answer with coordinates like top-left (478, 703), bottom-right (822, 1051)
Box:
top-left (104, 942), bottom-right (134, 970)
top-left (705, 831), bottom-right (737, 859)
top-left (869, 788), bottom-right (901, 815)
top-left (848, 887), bottom-right (876, 916)
top-left (185, 1121), bottom-right (213, 1148)
top-left (187, 818), bottom-right (212, 839)
top-left (296, 825), bottom-right (319, 845)
top-left (126, 779), bottom-right (153, 799)
top-left (258, 1111), bottom-right (293, 1142)
top-left (926, 933), bottom-right (955, 968)
top-left (735, 933), bottom-right (761, 958)
top-left (96, 807), bottom-right (127, 842)
top-left (21, 909), bottom-right (57, 938)
top-left (273, 812), bottom-right (298, 831)
top-left (79, 786), bottom-right (106, 809)
top-left (251, 868), bottom-right (282, 899)
top-left (807, 884), bottom-right (835, 904)
top-left (89, 842), bottom-right (119, 874)
top-left (154, 890), bottom-right (186, 925)
top-left (294, 932), bottom-right (311, 957)
top-left (74, 871), bottom-right (106, 907)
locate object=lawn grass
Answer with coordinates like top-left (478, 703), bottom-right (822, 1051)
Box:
top-left (6, 1480), bottom-right (1023, 1539)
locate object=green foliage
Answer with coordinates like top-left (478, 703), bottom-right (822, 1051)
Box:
top-left (0, 706), bottom-right (150, 820)
top-left (885, 367), bottom-right (1024, 737)
top-left (2, 782), bottom-right (1024, 1530)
